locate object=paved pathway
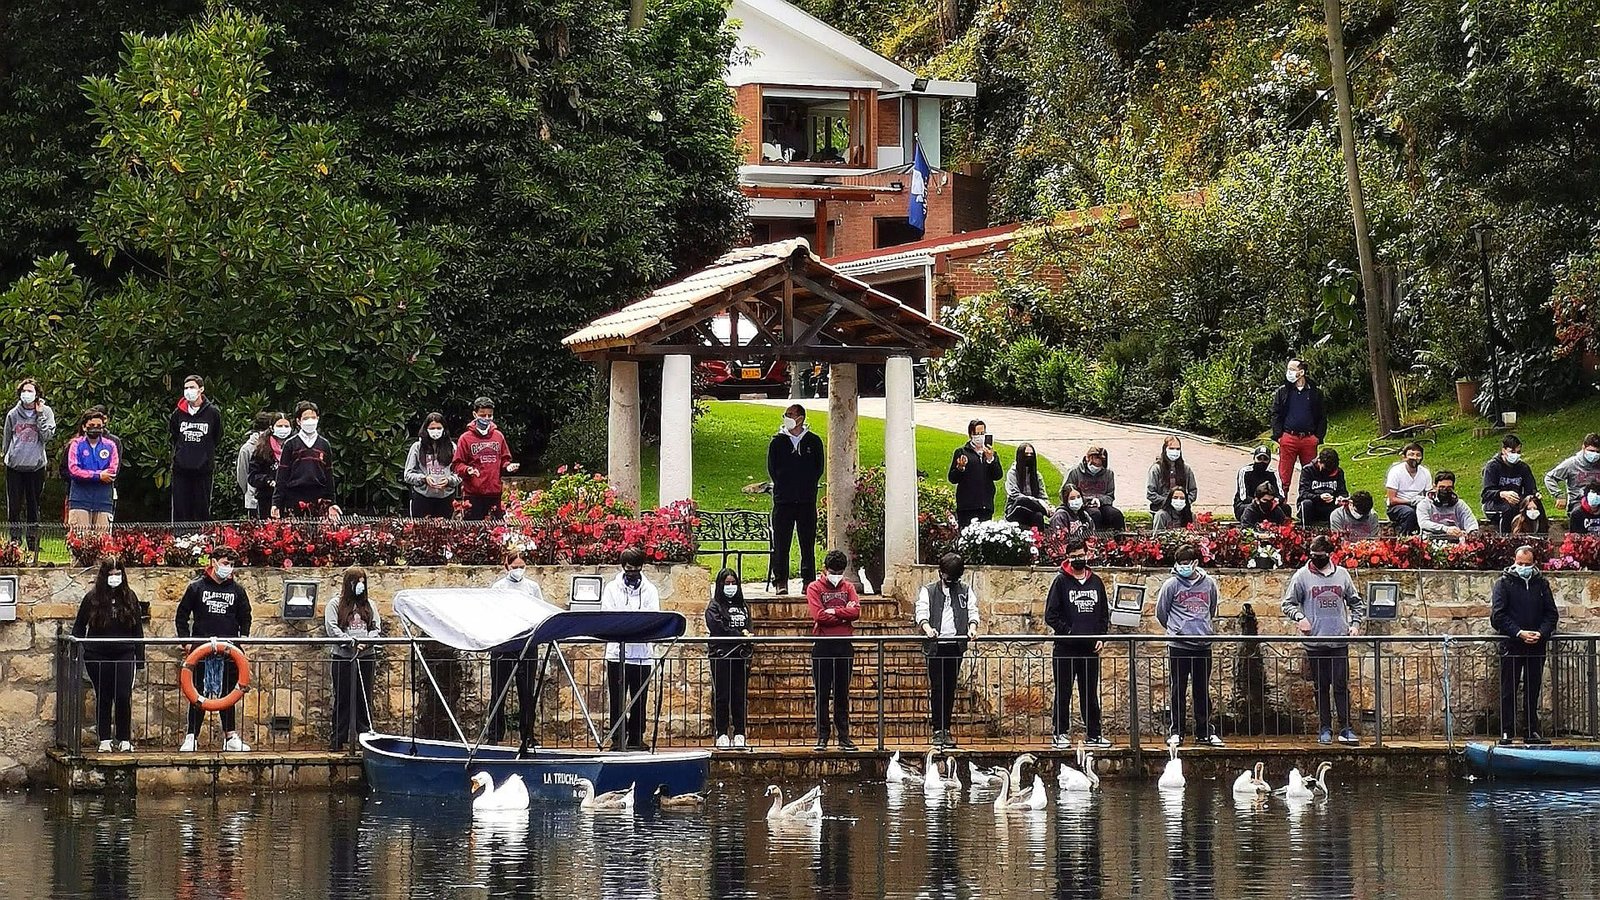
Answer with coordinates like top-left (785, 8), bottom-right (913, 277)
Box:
top-left (752, 398), bottom-right (1252, 514)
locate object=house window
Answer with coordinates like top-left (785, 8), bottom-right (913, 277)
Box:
top-left (759, 90), bottom-right (874, 166)
top-left (874, 216), bottom-right (924, 249)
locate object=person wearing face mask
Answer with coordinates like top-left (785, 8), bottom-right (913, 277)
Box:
top-left (1044, 540), bottom-right (1110, 750)
top-left (766, 404), bottom-right (824, 594)
top-left (1155, 544), bottom-right (1223, 747)
top-left (1509, 495), bottom-right (1550, 536)
top-left (1480, 434), bottom-right (1538, 533)
top-left (1232, 445), bottom-right (1283, 520)
top-left (1567, 482), bottom-right (1600, 535)
top-left (705, 569), bottom-right (754, 749)
top-left (601, 547), bottom-right (660, 751)
top-left (949, 419), bottom-right (1003, 526)
top-left (1490, 546), bottom-right (1559, 745)
top-left (1065, 445), bottom-right (1124, 531)
top-left (175, 546), bottom-right (252, 752)
top-left (1049, 483), bottom-right (1096, 537)
top-left (1270, 357), bottom-right (1326, 498)
top-left (1240, 483), bottom-right (1290, 527)
top-left (1329, 490), bottom-right (1380, 538)
top-left (1415, 470), bottom-right (1479, 540)
top-left (1151, 487), bottom-right (1194, 531)
top-left (234, 412), bottom-right (273, 519)
top-left (404, 412), bottom-right (462, 518)
top-left (1544, 433), bottom-right (1600, 512)
top-left (1003, 442), bottom-right (1053, 529)
top-left (1297, 447), bottom-right (1347, 527)
top-left (1383, 442), bottom-right (1432, 535)
top-left (271, 401), bottom-right (342, 520)
top-left (1145, 436), bottom-right (1198, 513)
top-left (247, 412), bottom-right (289, 520)
top-left (486, 550), bottom-right (545, 747)
top-left (807, 549), bottom-right (861, 751)
top-left (168, 375), bottom-right (223, 523)
top-left (915, 553), bottom-right (982, 749)
top-left (72, 557), bottom-right (144, 753)
top-left (326, 566), bottom-right (382, 750)
top-left (453, 397), bottom-right (519, 521)
top-left (1281, 535), bottom-right (1364, 745)
top-left (3, 378), bottom-right (55, 555)
top-left (66, 409), bottom-right (119, 534)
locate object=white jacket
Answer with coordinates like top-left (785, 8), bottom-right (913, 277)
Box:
top-left (601, 572), bottom-right (660, 664)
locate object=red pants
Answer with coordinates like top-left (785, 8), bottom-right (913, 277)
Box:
top-left (1277, 433), bottom-right (1320, 498)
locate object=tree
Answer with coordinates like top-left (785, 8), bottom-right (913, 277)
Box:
top-left (0, 9), bottom-right (442, 514)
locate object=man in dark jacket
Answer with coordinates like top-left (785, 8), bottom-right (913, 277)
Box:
top-left (1232, 445), bottom-right (1282, 519)
top-left (1044, 539), bottom-right (1111, 750)
top-left (1270, 358), bottom-right (1326, 500)
top-left (1064, 445), bottom-right (1124, 531)
top-left (948, 419), bottom-right (1003, 526)
top-left (175, 546), bottom-right (252, 752)
top-left (1481, 434), bottom-right (1538, 533)
top-left (1297, 447), bottom-right (1348, 527)
top-left (767, 404), bottom-right (824, 594)
top-left (1489, 546), bottom-right (1559, 745)
top-left (169, 374), bottom-right (223, 523)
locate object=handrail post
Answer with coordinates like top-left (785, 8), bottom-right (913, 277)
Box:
top-left (1551, 638), bottom-right (1564, 737)
top-left (1126, 638), bottom-right (1141, 761)
top-left (875, 639), bottom-right (886, 752)
top-left (1588, 638), bottom-right (1598, 741)
top-left (1371, 637), bottom-right (1384, 747)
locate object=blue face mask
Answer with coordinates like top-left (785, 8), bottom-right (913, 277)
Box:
top-left (1513, 564), bottom-right (1537, 580)
top-left (1175, 563), bottom-right (1195, 578)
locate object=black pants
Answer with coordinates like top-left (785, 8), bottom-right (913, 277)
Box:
top-left (1307, 646), bottom-right (1351, 731)
top-left (1006, 506), bottom-right (1047, 529)
top-left (187, 658), bottom-right (239, 735)
top-left (770, 501), bottom-right (818, 590)
top-left (86, 656), bottom-right (136, 744)
top-left (1388, 504), bottom-right (1419, 535)
top-left (1169, 646), bottom-right (1213, 739)
top-left (463, 495), bottom-right (501, 521)
top-left (711, 655), bottom-right (750, 736)
top-left (410, 494), bottom-right (455, 518)
top-left (1053, 651), bottom-right (1102, 738)
top-left (1086, 504), bottom-right (1125, 531)
top-left (926, 642), bottom-right (965, 732)
top-left (955, 507), bottom-right (994, 528)
top-left (812, 642), bottom-right (853, 742)
top-left (606, 660), bottom-right (651, 750)
top-left (1485, 508), bottom-right (1517, 533)
top-left (171, 467), bottom-right (213, 522)
top-left (487, 650), bottom-right (536, 743)
top-left (331, 656), bottom-right (376, 748)
top-left (1500, 652), bottom-right (1546, 738)
top-left (5, 467), bottom-right (43, 550)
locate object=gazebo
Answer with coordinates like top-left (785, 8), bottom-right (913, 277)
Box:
top-left (562, 239), bottom-right (962, 574)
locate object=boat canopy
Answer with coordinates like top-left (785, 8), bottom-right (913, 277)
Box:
top-left (392, 588), bottom-right (686, 653)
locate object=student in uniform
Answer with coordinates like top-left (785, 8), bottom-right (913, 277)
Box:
top-left (1044, 539), bottom-right (1110, 750)
top-left (916, 553), bottom-right (981, 749)
top-left (175, 546), bottom-right (252, 752)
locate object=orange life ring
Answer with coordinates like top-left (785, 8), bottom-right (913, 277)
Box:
top-left (179, 640), bottom-right (252, 712)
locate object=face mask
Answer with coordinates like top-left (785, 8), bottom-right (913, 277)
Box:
top-left (106, 574), bottom-right (123, 589)
top-left (782, 417), bottom-right (798, 432)
top-left (1586, 450), bottom-right (1600, 465)
top-left (184, 387), bottom-right (200, 404)
top-left (1254, 458), bottom-right (1268, 469)
top-left (1285, 369), bottom-right (1299, 383)
top-left (272, 425), bottom-right (291, 439)
top-left (1587, 493), bottom-right (1600, 508)
top-left (1406, 458), bottom-right (1421, 470)
top-left (623, 570), bottom-right (642, 589)
top-left (508, 568), bottom-right (525, 583)
top-left (1170, 498), bottom-right (1188, 511)
top-left (1259, 499), bottom-right (1276, 510)
top-left (1068, 558), bottom-right (1087, 572)
top-left (1174, 563), bottom-right (1195, 578)
top-left (1166, 448), bottom-right (1182, 462)
top-left (1310, 553), bottom-right (1331, 569)
top-left (1435, 490), bottom-right (1456, 506)
top-left (85, 427), bottom-right (104, 438)
top-left (1526, 508), bottom-right (1542, 521)
top-left (18, 390), bottom-right (35, 405)
top-left (1512, 564), bottom-right (1537, 579)
top-left (1505, 452), bottom-right (1522, 465)
top-left (722, 584), bottom-right (738, 598)
top-left (943, 567), bottom-right (964, 584)
top-left (300, 418), bottom-right (319, 435)
top-left (354, 581), bottom-right (366, 596)
top-left (427, 427), bottom-right (444, 440)
top-left (475, 417), bottom-right (493, 433)
top-left (1068, 498), bottom-right (1084, 511)
top-left (970, 435), bottom-right (985, 450)
top-left (826, 573), bottom-right (843, 587)
top-left (214, 564), bottom-right (234, 580)
top-left (1085, 463), bottom-right (1103, 475)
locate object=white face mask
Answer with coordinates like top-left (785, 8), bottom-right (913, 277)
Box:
top-left (1526, 508), bottom-right (1542, 520)
top-left (354, 581), bottom-right (366, 596)
top-left (1085, 463), bottom-right (1103, 474)
top-left (427, 428), bottom-right (444, 440)
top-left (1584, 450), bottom-right (1600, 465)
top-left (1170, 498), bottom-right (1188, 511)
top-left (1166, 448), bottom-right (1182, 461)
top-left (272, 425), bottom-right (291, 439)
top-left (183, 387), bottom-right (201, 404)
top-left (214, 564), bottom-right (234, 580)
top-left (970, 435), bottom-right (986, 450)
top-left (826, 573), bottom-right (843, 587)
top-left (508, 568), bottom-right (525, 582)
top-left (781, 416), bottom-right (798, 432)
top-left (300, 418), bottom-right (319, 435)
top-left (1068, 498), bottom-right (1084, 511)
top-left (106, 574), bottom-right (123, 589)
top-left (18, 390), bottom-right (35, 405)
top-left (722, 584), bottom-right (738, 598)
top-left (1285, 369), bottom-right (1299, 383)
top-left (1505, 452), bottom-right (1522, 465)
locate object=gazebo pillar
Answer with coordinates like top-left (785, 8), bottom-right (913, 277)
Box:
top-left (607, 360), bottom-right (642, 507)
top-left (825, 363), bottom-right (859, 565)
top-left (884, 355), bottom-right (918, 575)
top-left (659, 354), bottom-right (694, 505)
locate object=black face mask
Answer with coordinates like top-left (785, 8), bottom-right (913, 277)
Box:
top-left (1436, 490), bottom-right (1456, 506)
top-left (1310, 553), bottom-right (1331, 569)
top-left (943, 568), bottom-right (964, 585)
top-left (1067, 558), bottom-right (1088, 572)
top-left (623, 570), bottom-right (642, 588)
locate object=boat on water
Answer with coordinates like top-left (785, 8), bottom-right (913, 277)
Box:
top-left (1464, 742), bottom-right (1600, 779)
top-left (362, 587), bottom-right (710, 805)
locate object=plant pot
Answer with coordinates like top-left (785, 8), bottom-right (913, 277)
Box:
top-left (1455, 378), bottom-right (1482, 416)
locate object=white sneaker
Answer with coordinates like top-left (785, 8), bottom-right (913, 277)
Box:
top-left (98, 740), bottom-right (112, 753)
top-left (223, 734), bottom-right (250, 752)
top-left (733, 734), bottom-right (747, 749)
top-left (117, 741), bottom-right (133, 753)
top-left (715, 734), bottom-right (730, 749)
top-left (179, 734), bottom-right (197, 753)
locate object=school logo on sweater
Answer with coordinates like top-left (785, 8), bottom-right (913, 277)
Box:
top-left (178, 421), bottom-right (211, 442)
top-left (200, 590), bottom-right (237, 615)
top-left (1067, 590), bottom-right (1100, 613)
top-left (1173, 587), bottom-right (1210, 613)
top-left (1311, 584), bottom-right (1343, 609)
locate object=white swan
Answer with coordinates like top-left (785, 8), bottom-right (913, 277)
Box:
top-left (469, 771), bottom-right (530, 812)
top-left (887, 751), bottom-right (924, 786)
top-left (940, 756), bottom-right (963, 791)
top-left (765, 785), bottom-right (823, 821)
top-left (923, 749), bottom-right (951, 794)
top-left (1157, 744), bottom-right (1185, 791)
top-left (1309, 761), bottom-right (1333, 796)
top-left (576, 778), bottom-right (635, 812)
top-left (1060, 752), bottom-right (1100, 794)
top-left (1232, 762), bottom-right (1269, 797)
top-left (1277, 766), bottom-right (1313, 800)
top-left (969, 759), bottom-right (1005, 789)
top-left (992, 769), bottom-right (1048, 813)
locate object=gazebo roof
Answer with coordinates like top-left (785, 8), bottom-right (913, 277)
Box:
top-left (562, 239), bottom-right (961, 362)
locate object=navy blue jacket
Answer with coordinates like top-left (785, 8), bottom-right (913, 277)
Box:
top-left (1489, 569), bottom-right (1558, 656)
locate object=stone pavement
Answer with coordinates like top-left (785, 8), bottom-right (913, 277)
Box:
top-left (752, 398), bottom-right (1252, 515)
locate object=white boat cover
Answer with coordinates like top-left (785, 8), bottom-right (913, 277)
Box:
top-left (393, 587), bottom-right (685, 652)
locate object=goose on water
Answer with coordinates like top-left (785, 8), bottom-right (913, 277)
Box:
top-left (469, 771), bottom-right (529, 813)
top-left (923, 749), bottom-right (953, 794)
top-left (887, 751), bottom-right (925, 786)
top-left (765, 785), bottom-right (823, 821)
top-left (654, 785), bottom-right (705, 810)
top-left (1060, 752), bottom-right (1100, 794)
top-left (576, 778), bottom-right (636, 812)
top-left (992, 769), bottom-right (1048, 813)
top-left (1232, 762), bottom-right (1270, 797)
top-left (1157, 744), bottom-right (1185, 791)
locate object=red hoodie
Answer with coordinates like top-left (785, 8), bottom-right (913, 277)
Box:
top-left (452, 426), bottom-right (513, 498)
top-left (806, 577), bottom-right (861, 637)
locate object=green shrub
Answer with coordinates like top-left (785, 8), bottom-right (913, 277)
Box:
top-left (1085, 359), bottom-right (1125, 416)
top-left (930, 292), bottom-right (1024, 401)
top-left (540, 397), bottom-right (609, 474)
top-left (997, 336), bottom-right (1050, 404)
top-left (1038, 347), bottom-right (1093, 412)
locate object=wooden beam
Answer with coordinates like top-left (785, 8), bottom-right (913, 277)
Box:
top-left (612, 344), bottom-right (923, 362)
top-left (636, 268), bottom-right (790, 346)
top-left (813, 200), bottom-right (829, 257)
top-left (732, 298), bottom-right (783, 346)
top-left (782, 277), bottom-right (796, 344)
top-left (790, 272), bottom-right (932, 349)
top-left (794, 300), bottom-right (844, 347)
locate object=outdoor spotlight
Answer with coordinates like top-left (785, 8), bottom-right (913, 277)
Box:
top-left (912, 77), bottom-right (929, 92)
top-left (569, 574), bottom-right (605, 612)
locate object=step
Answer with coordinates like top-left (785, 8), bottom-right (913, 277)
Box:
top-left (748, 620), bottom-right (917, 635)
top-left (746, 597), bottom-right (905, 621)
top-left (747, 671), bottom-right (949, 692)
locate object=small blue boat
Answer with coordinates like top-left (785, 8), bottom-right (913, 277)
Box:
top-left (1464, 742), bottom-right (1600, 779)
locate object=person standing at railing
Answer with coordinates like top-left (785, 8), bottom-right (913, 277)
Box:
top-left (916, 553), bottom-right (981, 750)
top-left (602, 547), bottom-right (659, 752)
top-left (1281, 535), bottom-right (1365, 746)
top-left (169, 375), bottom-right (223, 523)
top-left (1044, 540), bottom-right (1109, 751)
top-left (487, 549), bottom-right (542, 748)
top-left (3, 377), bottom-right (55, 555)
top-left (1490, 547), bottom-right (1559, 746)
top-left (1155, 544), bottom-right (1224, 747)
top-left (175, 546), bottom-right (252, 752)
top-left (808, 549), bottom-right (860, 752)
top-left (271, 401), bottom-right (342, 520)
top-left (705, 568), bottom-right (753, 750)
top-left (766, 404), bottom-right (824, 594)
top-left (65, 408), bottom-right (118, 534)
top-left (326, 566), bottom-right (381, 751)
top-left (72, 557), bottom-right (144, 753)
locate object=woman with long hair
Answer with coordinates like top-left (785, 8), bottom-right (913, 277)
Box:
top-left (404, 412), bottom-right (461, 518)
top-left (325, 566), bottom-right (381, 750)
top-left (1151, 486), bottom-right (1196, 531)
top-left (705, 568), bottom-right (754, 749)
top-left (247, 411), bottom-right (289, 520)
top-left (71, 557), bottom-right (144, 752)
top-left (1145, 435), bottom-right (1199, 512)
top-left (1510, 494), bottom-right (1550, 536)
top-left (1004, 442), bottom-right (1053, 529)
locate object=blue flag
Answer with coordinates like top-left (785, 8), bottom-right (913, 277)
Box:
top-left (908, 138), bottom-right (931, 234)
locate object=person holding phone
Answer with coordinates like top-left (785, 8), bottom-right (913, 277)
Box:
top-left (949, 419), bottom-right (1002, 526)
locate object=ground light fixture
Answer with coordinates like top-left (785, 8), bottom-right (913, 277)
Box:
top-left (283, 579), bottom-right (319, 619)
top-left (1367, 581), bottom-right (1401, 621)
top-left (1110, 583), bottom-right (1146, 628)
top-left (0, 575), bottom-right (15, 622)
top-left (569, 575), bottom-right (605, 612)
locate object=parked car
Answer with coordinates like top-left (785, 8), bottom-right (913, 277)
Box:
top-left (697, 313), bottom-right (792, 398)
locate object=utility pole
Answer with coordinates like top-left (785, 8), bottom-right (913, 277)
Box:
top-left (1323, 0), bottom-right (1400, 435)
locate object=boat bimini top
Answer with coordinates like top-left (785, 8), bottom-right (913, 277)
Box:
top-left (392, 588), bottom-right (686, 652)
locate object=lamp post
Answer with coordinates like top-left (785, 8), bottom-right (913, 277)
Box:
top-left (1473, 223), bottom-right (1503, 426)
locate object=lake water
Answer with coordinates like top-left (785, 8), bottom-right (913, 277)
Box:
top-left (8, 773), bottom-right (1599, 899)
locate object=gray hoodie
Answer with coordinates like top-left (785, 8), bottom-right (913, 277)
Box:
top-left (325, 595), bottom-right (382, 659)
top-left (1, 402), bottom-right (56, 471)
top-left (1154, 566), bottom-right (1219, 651)
top-left (404, 440), bottom-right (463, 499)
top-left (1544, 451), bottom-right (1600, 505)
top-left (1281, 564), bottom-right (1364, 648)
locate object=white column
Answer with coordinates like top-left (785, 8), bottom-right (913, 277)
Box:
top-left (658, 355), bottom-right (694, 505)
top-left (825, 363), bottom-right (859, 556)
top-left (608, 360), bottom-right (642, 508)
top-left (884, 355), bottom-right (918, 575)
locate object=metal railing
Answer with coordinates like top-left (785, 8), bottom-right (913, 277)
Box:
top-left (51, 633), bottom-right (1600, 756)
